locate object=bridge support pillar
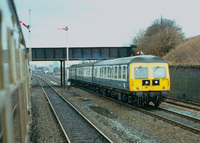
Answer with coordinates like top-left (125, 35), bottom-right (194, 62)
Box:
top-left (60, 60), bottom-right (66, 87)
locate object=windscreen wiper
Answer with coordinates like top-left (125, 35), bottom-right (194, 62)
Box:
top-left (154, 66), bottom-right (159, 71)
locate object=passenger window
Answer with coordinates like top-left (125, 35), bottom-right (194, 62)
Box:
top-left (115, 66), bottom-right (118, 79)
top-left (112, 66), bottom-right (115, 78)
top-left (90, 68), bottom-right (92, 76)
top-left (118, 66), bottom-right (121, 79)
top-left (110, 67), bottom-right (112, 78)
top-left (122, 66), bottom-right (127, 79)
top-left (104, 67), bottom-right (106, 78)
top-left (94, 67), bottom-right (96, 77)
top-left (134, 67), bottom-right (148, 79)
top-left (108, 67), bottom-right (111, 78)
top-left (101, 67), bottom-right (103, 77)
top-left (99, 67), bottom-right (101, 77)
top-left (98, 67), bottom-right (100, 77)
top-left (153, 67), bottom-right (166, 78)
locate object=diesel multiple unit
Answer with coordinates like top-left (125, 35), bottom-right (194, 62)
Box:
top-left (69, 55), bottom-right (170, 107)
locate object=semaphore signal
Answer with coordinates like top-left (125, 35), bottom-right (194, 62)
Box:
top-left (58, 26), bottom-right (69, 31)
top-left (20, 21), bottom-right (30, 29)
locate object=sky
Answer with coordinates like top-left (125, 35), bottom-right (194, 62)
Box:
top-left (14, 0), bottom-right (200, 66)
top-left (15, 0), bottom-right (200, 48)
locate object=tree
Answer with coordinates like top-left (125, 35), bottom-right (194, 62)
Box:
top-left (132, 18), bottom-right (185, 57)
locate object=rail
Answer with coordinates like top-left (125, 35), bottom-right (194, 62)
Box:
top-left (36, 76), bottom-right (112, 143)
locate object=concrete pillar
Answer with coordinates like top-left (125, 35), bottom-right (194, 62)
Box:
top-left (60, 60), bottom-right (63, 87)
top-left (63, 61), bottom-right (65, 87)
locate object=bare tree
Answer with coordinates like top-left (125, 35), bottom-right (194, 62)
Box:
top-left (133, 18), bottom-right (185, 57)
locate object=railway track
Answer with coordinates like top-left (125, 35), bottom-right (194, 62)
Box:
top-left (35, 76), bottom-right (112, 143)
top-left (143, 105), bottom-right (200, 130)
top-left (155, 106), bottom-right (200, 123)
top-left (39, 75), bottom-right (200, 134)
top-left (71, 84), bottom-right (200, 135)
top-left (164, 97), bottom-right (200, 111)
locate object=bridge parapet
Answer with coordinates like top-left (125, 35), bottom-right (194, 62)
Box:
top-left (30, 46), bottom-right (136, 61)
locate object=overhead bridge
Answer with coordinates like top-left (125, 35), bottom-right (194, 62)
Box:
top-left (30, 46), bottom-right (136, 61)
top-left (29, 46), bottom-right (136, 87)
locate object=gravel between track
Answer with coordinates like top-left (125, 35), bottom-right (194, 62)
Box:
top-left (30, 78), bottom-right (66, 143)
top-left (31, 76), bottom-right (200, 143)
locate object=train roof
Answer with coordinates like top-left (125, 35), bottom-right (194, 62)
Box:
top-left (70, 62), bottom-right (95, 68)
top-left (94, 55), bottom-right (167, 66)
top-left (69, 55), bottom-right (167, 68)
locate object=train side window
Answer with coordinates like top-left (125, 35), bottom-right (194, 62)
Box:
top-left (83, 68), bottom-right (85, 76)
top-left (102, 67), bottom-right (104, 78)
top-left (110, 66), bottom-right (112, 78)
top-left (106, 67), bottom-right (108, 78)
top-left (100, 67), bottom-right (101, 77)
top-left (115, 66), bottom-right (118, 79)
top-left (112, 66), bottom-right (115, 79)
top-left (101, 67), bottom-right (102, 77)
top-left (122, 66), bottom-right (127, 80)
top-left (81, 68), bottom-right (83, 76)
top-left (100, 67), bottom-right (102, 77)
top-left (100, 67), bottom-right (103, 78)
top-left (118, 66), bottom-right (121, 79)
top-left (108, 67), bottom-right (110, 78)
top-left (96, 67), bottom-right (99, 77)
top-left (104, 67), bottom-right (106, 78)
top-left (94, 67), bottom-right (96, 77)
top-left (90, 67), bottom-right (92, 77)
top-left (99, 67), bottom-right (101, 77)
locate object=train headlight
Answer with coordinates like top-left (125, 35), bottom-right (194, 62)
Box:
top-left (142, 80), bottom-right (150, 86)
top-left (152, 80), bottom-right (159, 86)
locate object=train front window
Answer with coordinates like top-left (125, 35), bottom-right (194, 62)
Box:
top-left (134, 67), bottom-right (148, 79)
top-left (153, 67), bottom-right (166, 78)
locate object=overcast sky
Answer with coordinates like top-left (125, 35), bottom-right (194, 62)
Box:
top-left (15, 0), bottom-right (200, 49)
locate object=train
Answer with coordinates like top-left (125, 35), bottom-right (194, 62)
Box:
top-left (69, 55), bottom-right (170, 107)
top-left (0, 0), bottom-right (31, 143)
